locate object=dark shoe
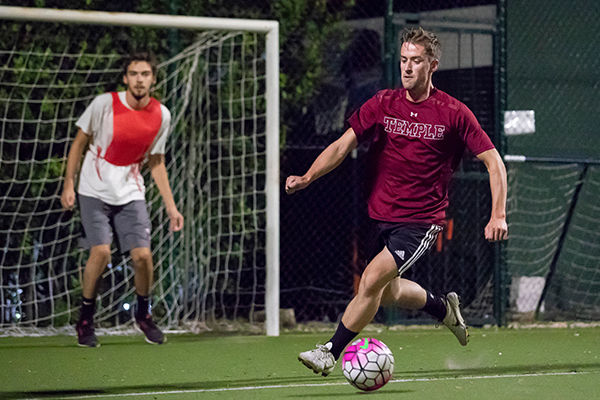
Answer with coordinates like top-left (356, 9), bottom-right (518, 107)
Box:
top-left (135, 314), bottom-right (166, 345)
top-left (76, 319), bottom-right (99, 348)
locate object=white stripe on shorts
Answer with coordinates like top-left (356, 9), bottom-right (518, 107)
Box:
top-left (398, 224), bottom-right (443, 276)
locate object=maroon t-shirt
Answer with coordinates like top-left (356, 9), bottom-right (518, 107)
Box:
top-left (348, 88), bottom-right (495, 225)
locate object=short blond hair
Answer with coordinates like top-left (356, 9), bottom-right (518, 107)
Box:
top-left (402, 27), bottom-right (441, 60)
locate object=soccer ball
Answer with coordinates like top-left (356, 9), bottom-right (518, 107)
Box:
top-left (342, 337), bottom-right (394, 391)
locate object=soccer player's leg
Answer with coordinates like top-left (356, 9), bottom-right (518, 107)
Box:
top-left (298, 248), bottom-right (398, 376)
top-left (130, 247), bottom-right (165, 345)
top-left (77, 244), bottom-right (111, 348)
top-left (116, 200), bottom-right (165, 345)
top-left (381, 279), bottom-right (468, 345)
top-left (380, 223), bottom-right (468, 346)
top-left (76, 195), bottom-right (114, 348)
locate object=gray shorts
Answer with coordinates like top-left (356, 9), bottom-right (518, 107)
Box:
top-left (78, 194), bottom-right (151, 253)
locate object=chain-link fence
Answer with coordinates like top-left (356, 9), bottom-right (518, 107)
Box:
top-left (0, 0), bottom-right (507, 328)
top-left (279, 0), bottom-right (600, 325)
top-left (1, 0), bottom-right (598, 328)
top-left (278, 0), bottom-right (502, 325)
top-left (506, 0), bottom-right (599, 160)
top-left (503, 0), bottom-right (600, 322)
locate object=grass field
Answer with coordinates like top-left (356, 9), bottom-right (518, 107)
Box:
top-left (0, 326), bottom-right (598, 399)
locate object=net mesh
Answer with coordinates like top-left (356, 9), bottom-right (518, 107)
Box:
top-left (505, 163), bottom-right (600, 320)
top-left (0, 24), bottom-right (268, 335)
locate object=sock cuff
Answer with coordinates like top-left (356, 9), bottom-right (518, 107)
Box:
top-left (422, 290), bottom-right (447, 321)
top-left (329, 321), bottom-right (359, 360)
top-left (81, 296), bottom-right (95, 305)
top-left (136, 294), bottom-right (151, 317)
top-left (338, 321), bottom-right (358, 336)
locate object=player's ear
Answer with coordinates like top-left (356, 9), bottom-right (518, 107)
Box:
top-left (123, 74), bottom-right (128, 85)
top-left (430, 58), bottom-right (439, 73)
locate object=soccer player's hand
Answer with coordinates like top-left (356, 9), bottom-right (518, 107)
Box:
top-left (484, 217), bottom-right (508, 242)
top-left (60, 186), bottom-right (76, 210)
top-left (285, 175), bottom-right (310, 194)
top-left (167, 207), bottom-right (184, 232)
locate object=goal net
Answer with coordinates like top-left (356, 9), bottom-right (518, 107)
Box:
top-left (505, 160), bottom-right (600, 321)
top-left (0, 7), bottom-right (279, 336)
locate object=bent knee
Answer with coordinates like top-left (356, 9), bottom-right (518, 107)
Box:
top-left (380, 283), bottom-right (401, 306)
top-left (130, 248), bottom-right (153, 266)
top-left (90, 245), bottom-right (111, 264)
top-left (358, 271), bottom-right (393, 298)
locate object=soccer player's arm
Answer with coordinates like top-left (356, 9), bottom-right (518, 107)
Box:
top-left (476, 148), bottom-right (508, 242)
top-left (148, 154), bottom-right (184, 232)
top-left (61, 128), bottom-right (90, 210)
top-left (285, 128), bottom-right (358, 194)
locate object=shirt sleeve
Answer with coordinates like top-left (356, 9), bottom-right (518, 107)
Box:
top-left (75, 93), bottom-right (111, 138)
top-left (149, 105), bottom-right (171, 155)
top-left (347, 92), bottom-right (381, 144)
top-left (457, 103), bottom-right (495, 156)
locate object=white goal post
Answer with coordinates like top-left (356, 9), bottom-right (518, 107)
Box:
top-left (0, 6), bottom-right (280, 336)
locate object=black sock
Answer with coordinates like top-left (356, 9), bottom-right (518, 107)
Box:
top-left (136, 294), bottom-right (150, 319)
top-left (328, 321), bottom-right (358, 360)
top-left (79, 296), bottom-right (95, 322)
top-left (421, 290), bottom-right (447, 321)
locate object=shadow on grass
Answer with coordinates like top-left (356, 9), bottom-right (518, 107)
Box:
top-left (0, 374), bottom-right (340, 399)
top-left (2, 361), bottom-right (598, 399)
top-left (0, 333), bottom-right (267, 349)
top-left (285, 389), bottom-right (416, 397)
top-left (0, 337), bottom-right (142, 349)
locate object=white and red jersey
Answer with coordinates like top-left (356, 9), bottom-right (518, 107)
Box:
top-left (76, 91), bottom-right (171, 205)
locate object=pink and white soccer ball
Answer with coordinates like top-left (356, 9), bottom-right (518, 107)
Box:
top-left (342, 337), bottom-right (394, 391)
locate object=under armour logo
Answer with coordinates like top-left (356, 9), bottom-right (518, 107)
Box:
top-left (395, 250), bottom-right (406, 260)
top-left (410, 112), bottom-right (418, 118)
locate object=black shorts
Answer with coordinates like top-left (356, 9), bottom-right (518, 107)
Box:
top-left (370, 221), bottom-right (443, 276)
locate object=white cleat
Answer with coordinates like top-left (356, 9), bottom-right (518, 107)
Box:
top-left (298, 342), bottom-right (336, 376)
top-left (443, 292), bottom-right (469, 346)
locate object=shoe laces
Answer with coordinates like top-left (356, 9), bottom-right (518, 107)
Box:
top-left (314, 344), bottom-right (335, 365)
top-left (316, 343), bottom-right (333, 353)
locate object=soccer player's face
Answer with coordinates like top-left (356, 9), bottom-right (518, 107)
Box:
top-left (123, 61), bottom-right (155, 100)
top-left (400, 42), bottom-right (438, 93)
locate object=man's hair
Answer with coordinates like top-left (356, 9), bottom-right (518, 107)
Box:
top-left (122, 50), bottom-right (158, 77)
top-left (401, 27), bottom-right (441, 60)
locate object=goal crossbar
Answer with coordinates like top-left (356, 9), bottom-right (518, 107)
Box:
top-left (0, 5), bottom-right (280, 336)
top-left (0, 6), bottom-right (278, 32)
